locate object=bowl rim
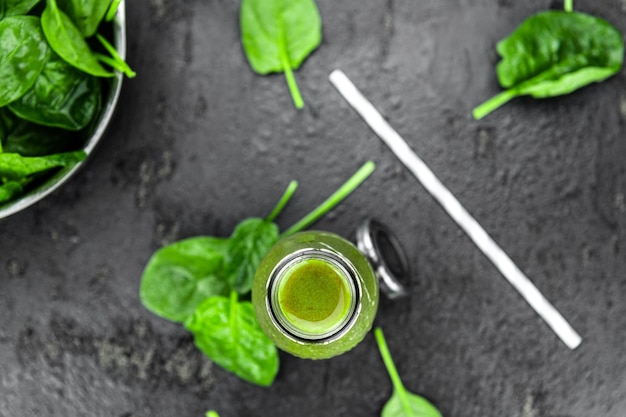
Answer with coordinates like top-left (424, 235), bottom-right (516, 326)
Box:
top-left (0, 0), bottom-right (127, 220)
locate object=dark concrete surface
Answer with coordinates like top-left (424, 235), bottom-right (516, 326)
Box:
top-left (1, 0), bottom-right (626, 416)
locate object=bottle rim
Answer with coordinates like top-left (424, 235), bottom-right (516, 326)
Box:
top-left (266, 248), bottom-right (362, 343)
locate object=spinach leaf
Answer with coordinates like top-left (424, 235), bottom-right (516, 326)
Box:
top-left (473, 10), bottom-right (624, 120)
top-left (0, 16), bottom-right (50, 107)
top-left (1, 0), bottom-right (41, 18)
top-left (226, 218), bottom-right (279, 294)
top-left (375, 327), bottom-right (442, 417)
top-left (0, 151), bottom-right (85, 180)
top-left (57, 0), bottom-right (111, 37)
top-left (0, 181), bottom-right (25, 204)
top-left (8, 51), bottom-right (101, 131)
top-left (240, 0), bottom-right (322, 109)
top-left (140, 237), bottom-right (230, 323)
top-left (496, 12), bottom-right (623, 91)
top-left (0, 108), bottom-right (77, 156)
top-left (382, 393), bottom-right (443, 417)
top-left (41, 0), bottom-right (114, 77)
top-left (184, 291), bottom-right (279, 387)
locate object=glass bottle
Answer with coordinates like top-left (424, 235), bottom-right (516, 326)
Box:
top-left (252, 230), bottom-right (379, 359)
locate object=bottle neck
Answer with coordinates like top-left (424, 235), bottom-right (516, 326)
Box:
top-left (267, 249), bottom-right (361, 342)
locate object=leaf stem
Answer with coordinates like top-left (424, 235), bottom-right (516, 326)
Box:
top-left (266, 180), bottom-right (299, 222)
top-left (564, 0), bottom-right (573, 12)
top-left (106, 0), bottom-right (123, 22)
top-left (96, 53), bottom-right (126, 73)
top-left (375, 327), bottom-right (414, 417)
top-left (279, 48), bottom-right (304, 109)
top-left (282, 161), bottom-right (375, 236)
top-left (229, 290), bottom-right (239, 340)
top-left (96, 34), bottom-right (136, 78)
top-left (472, 88), bottom-right (519, 120)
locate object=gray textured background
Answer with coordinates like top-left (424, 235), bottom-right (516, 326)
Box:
top-left (1, 0), bottom-right (626, 416)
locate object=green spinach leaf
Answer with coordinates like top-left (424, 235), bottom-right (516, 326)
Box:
top-left (8, 51), bottom-right (101, 131)
top-left (185, 291), bottom-right (279, 387)
top-left (473, 10), bottom-right (624, 120)
top-left (375, 327), bottom-right (442, 417)
top-left (0, 151), bottom-right (85, 180)
top-left (41, 0), bottom-right (114, 77)
top-left (240, 0), bottom-right (322, 109)
top-left (57, 0), bottom-right (111, 37)
top-left (0, 16), bottom-right (50, 107)
top-left (0, 181), bottom-right (25, 204)
top-left (382, 393), bottom-right (443, 417)
top-left (0, 108), bottom-right (77, 156)
top-left (140, 237), bottom-right (230, 323)
top-left (226, 218), bottom-right (279, 294)
top-left (1, 0), bottom-right (41, 18)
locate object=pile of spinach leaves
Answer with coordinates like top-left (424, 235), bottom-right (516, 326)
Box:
top-left (0, 0), bottom-right (134, 205)
top-left (472, 1), bottom-right (624, 120)
top-left (140, 161), bottom-right (376, 386)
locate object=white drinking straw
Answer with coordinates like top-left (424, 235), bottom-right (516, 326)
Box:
top-left (329, 69), bottom-right (582, 350)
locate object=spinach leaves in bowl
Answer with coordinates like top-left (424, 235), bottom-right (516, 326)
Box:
top-left (0, 0), bottom-right (133, 218)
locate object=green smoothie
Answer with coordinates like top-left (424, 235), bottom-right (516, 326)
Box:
top-left (275, 257), bottom-right (353, 338)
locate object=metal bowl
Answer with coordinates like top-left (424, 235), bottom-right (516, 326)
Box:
top-left (0, 1), bottom-right (127, 220)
